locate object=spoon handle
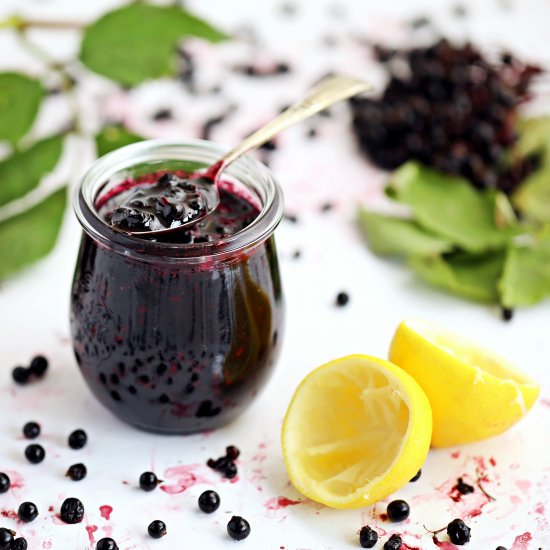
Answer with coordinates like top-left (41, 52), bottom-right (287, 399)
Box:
top-left (218, 74), bottom-right (372, 171)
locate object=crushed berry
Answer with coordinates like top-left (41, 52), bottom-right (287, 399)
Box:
top-left (198, 490), bottom-right (220, 513)
top-left (17, 502), bottom-right (38, 523)
top-left (410, 469), bottom-right (422, 482)
top-left (96, 538), bottom-right (118, 550)
top-left (383, 534), bottom-right (402, 550)
top-left (227, 516), bottom-right (251, 541)
top-left (387, 500), bottom-right (410, 522)
top-left (139, 472), bottom-right (161, 492)
top-left (68, 429), bottom-right (87, 450)
top-left (23, 422), bottom-right (40, 439)
top-left (0, 473), bottom-right (10, 494)
top-left (207, 447), bottom-right (239, 479)
top-left (66, 463), bottom-right (87, 481)
top-left (447, 518), bottom-right (471, 545)
top-left (336, 291), bottom-right (350, 307)
top-left (29, 356), bottom-right (48, 377)
top-left (148, 520), bottom-right (167, 539)
top-left (25, 444), bottom-right (45, 464)
top-left (455, 477), bottom-right (475, 495)
top-left (359, 525), bottom-right (378, 548)
top-left (60, 497), bottom-right (85, 524)
top-left (11, 538), bottom-right (28, 550)
top-left (0, 528), bottom-right (15, 549)
top-left (12, 367), bottom-right (29, 385)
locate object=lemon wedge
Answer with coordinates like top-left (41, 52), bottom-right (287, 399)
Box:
top-left (281, 354), bottom-right (432, 509)
top-left (389, 319), bottom-right (540, 448)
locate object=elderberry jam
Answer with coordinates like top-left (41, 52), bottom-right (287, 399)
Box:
top-left (71, 140), bottom-right (284, 434)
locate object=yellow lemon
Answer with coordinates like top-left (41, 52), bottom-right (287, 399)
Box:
top-left (281, 354), bottom-right (432, 509)
top-left (389, 319), bottom-right (540, 448)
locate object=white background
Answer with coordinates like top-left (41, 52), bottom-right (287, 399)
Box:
top-left (0, 0), bottom-right (549, 548)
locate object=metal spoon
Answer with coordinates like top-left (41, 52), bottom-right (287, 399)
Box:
top-left (120, 74), bottom-right (372, 236)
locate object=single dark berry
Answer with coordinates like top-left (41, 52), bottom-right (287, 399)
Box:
top-left (410, 469), bottom-right (422, 482)
top-left (29, 356), bottom-right (48, 377)
top-left (359, 525), bottom-right (378, 548)
top-left (17, 501), bottom-right (38, 522)
top-left (336, 291), bottom-right (350, 306)
top-left (96, 538), bottom-right (119, 550)
top-left (11, 538), bottom-right (28, 550)
top-left (386, 499), bottom-right (410, 522)
top-left (447, 518), bottom-right (471, 545)
top-left (139, 472), bottom-right (160, 492)
top-left (495, 547), bottom-right (507, 550)
top-left (148, 520), bottom-right (167, 539)
top-left (66, 463), bottom-right (87, 481)
top-left (12, 366), bottom-right (29, 385)
top-left (501, 307), bottom-right (514, 321)
top-left (225, 461), bottom-right (238, 479)
top-left (25, 444), bottom-right (45, 464)
top-left (226, 445), bottom-right (240, 460)
top-left (23, 422), bottom-right (40, 439)
top-left (68, 429), bottom-right (87, 450)
top-left (455, 477), bottom-right (475, 495)
top-left (0, 473), bottom-right (10, 494)
top-left (227, 516), bottom-right (251, 541)
top-left (0, 528), bottom-right (15, 550)
top-left (383, 534), bottom-right (402, 550)
top-left (60, 497), bottom-right (85, 524)
top-left (198, 490), bottom-right (220, 513)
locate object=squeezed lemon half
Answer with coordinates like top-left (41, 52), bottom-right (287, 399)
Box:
top-left (389, 319), bottom-right (540, 448)
top-left (281, 354), bottom-right (432, 509)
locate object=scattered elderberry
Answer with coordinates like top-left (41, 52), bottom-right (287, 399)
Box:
top-left (336, 291), bottom-right (350, 306)
top-left (68, 429), bottom-right (87, 450)
top-left (96, 538), bottom-right (119, 550)
top-left (66, 463), bottom-right (87, 481)
top-left (383, 534), bottom-right (402, 550)
top-left (11, 538), bottom-right (28, 550)
top-left (0, 528), bottom-right (15, 550)
top-left (148, 520), bottom-right (167, 539)
top-left (410, 469), bottom-right (422, 482)
top-left (198, 490), bottom-right (220, 513)
top-left (227, 516), bottom-right (251, 541)
top-left (455, 477), bottom-right (475, 494)
top-left (447, 518), bottom-right (471, 545)
top-left (495, 547), bottom-right (507, 550)
top-left (60, 497), bottom-right (85, 524)
top-left (25, 444), bottom-right (45, 464)
top-left (359, 525), bottom-right (378, 548)
top-left (501, 307), bottom-right (514, 321)
top-left (139, 472), bottom-right (160, 492)
top-left (0, 473), bottom-right (10, 494)
top-left (23, 422), bottom-right (40, 439)
top-left (226, 445), bottom-right (240, 460)
top-left (387, 499), bottom-right (410, 522)
top-left (12, 367), bottom-right (29, 385)
top-left (29, 356), bottom-right (48, 377)
top-left (17, 502), bottom-right (38, 523)
top-left (207, 447), bottom-right (239, 479)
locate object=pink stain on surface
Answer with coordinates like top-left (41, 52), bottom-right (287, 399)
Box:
top-left (85, 524), bottom-right (98, 543)
top-left (99, 505), bottom-right (113, 520)
top-left (4, 470), bottom-right (24, 490)
top-left (489, 457), bottom-right (497, 467)
top-left (450, 451), bottom-right (460, 459)
top-left (510, 532), bottom-right (532, 549)
top-left (160, 464), bottom-right (211, 494)
top-left (515, 479), bottom-right (532, 495)
top-left (42, 542), bottom-right (52, 549)
top-left (540, 398), bottom-right (550, 408)
top-left (264, 496), bottom-right (304, 510)
top-left (102, 525), bottom-right (114, 538)
top-left (1, 510), bottom-right (17, 520)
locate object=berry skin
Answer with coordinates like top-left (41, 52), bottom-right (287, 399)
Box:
top-left (387, 499), bottom-right (410, 522)
top-left (148, 520), bottom-right (167, 539)
top-left (12, 366), bottom-right (29, 385)
top-left (359, 525), bottom-right (378, 548)
top-left (227, 516), bottom-right (251, 541)
top-left (68, 429), bottom-right (87, 450)
top-left (139, 472), bottom-right (160, 492)
top-left (29, 356), bottom-right (48, 377)
top-left (226, 445), bottom-right (240, 460)
top-left (60, 497), bottom-right (85, 524)
top-left (0, 528), bottom-right (15, 550)
top-left (17, 501), bottom-right (38, 522)
top-left (410, 469), bottom-right (422, 482)
top-left (66, 463), bottom-right (87, 481)
top-left (198, 490), bottom-right (220, 513)
top-left (336, 291), bottom-right (350, 306)
top-left (11, 538), bottom-right (28, 550)
top-left (23, 422), bottom-right (40, 439)
top-left (447, 519), bottom-right (471, 545)
top-left (0, 473), bottom-right (10, 494)
top-left (25, 444), bottom-right (45, 464)
top-left (383, 534), bottom-right (402, 550)
top-left (96, 538), bottom-right (119, 550)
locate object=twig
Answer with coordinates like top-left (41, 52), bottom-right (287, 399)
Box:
top-left (475, 468), bottom-right (496, 501)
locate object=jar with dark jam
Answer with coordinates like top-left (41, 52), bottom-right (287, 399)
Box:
top-left (71, 140), bottom-right (285, 434)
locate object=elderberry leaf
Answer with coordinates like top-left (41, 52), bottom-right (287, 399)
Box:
top-left (95, 124), bottom-right (144, 157)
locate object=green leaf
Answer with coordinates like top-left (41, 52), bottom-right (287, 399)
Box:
top-left (0, 187), bottom-right (67, 279)
top-left (499, 229), bottom-right (550, 307)
top-left (513, 167), bottom-right (550, 224)
top-left (409, 251), bottom-right (505, 303)
top-left (80, 4), bottom-right (229, 86)
top-left (0, 72), bottom-right (43, 143)
top-left (0, 134), bottom-right (64, 208)
top-left (358, 209), bottom-right (453, 256)
top-left (388, 162), bottom-right (517, 252)
top-left (95, 125), bottom-right (144, 157)
top-left (517, 116), bottom-right (550, 158)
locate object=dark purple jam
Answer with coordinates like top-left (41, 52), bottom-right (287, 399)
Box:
top-left (70, 169), bottom-right (284, 434)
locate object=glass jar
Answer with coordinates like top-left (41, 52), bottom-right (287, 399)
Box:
top-left (71, 140), bottom-right (285, 434)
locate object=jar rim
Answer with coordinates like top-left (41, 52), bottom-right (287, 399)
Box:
top-left (73, 139), bottom-right (284, 263)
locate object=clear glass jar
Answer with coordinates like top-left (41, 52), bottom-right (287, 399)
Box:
top-left (71, 139), bottom-right (285, 434)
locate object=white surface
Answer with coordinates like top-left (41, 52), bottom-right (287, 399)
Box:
top-left (0, 0), bottom-right (549, 548)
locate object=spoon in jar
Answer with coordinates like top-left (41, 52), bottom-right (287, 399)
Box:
top-left (111, 74), bottom-right (372, 236)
